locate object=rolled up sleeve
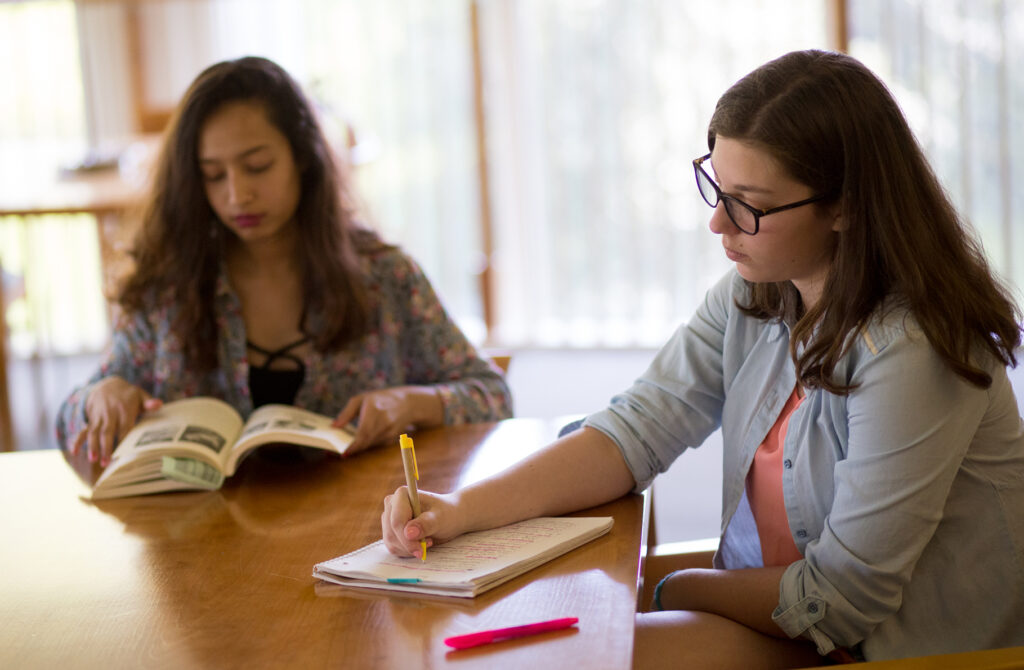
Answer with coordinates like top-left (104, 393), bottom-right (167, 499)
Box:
top-left (55, 309), bottom-right (159, 449)
top-left (585, 272), bottom-right (737, 492)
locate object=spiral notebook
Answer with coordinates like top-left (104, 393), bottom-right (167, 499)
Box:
top-left (313, 516), bottom-right (614, 598)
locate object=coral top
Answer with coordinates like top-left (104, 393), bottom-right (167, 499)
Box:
top-left (747, 385), bottom-right (805, 567)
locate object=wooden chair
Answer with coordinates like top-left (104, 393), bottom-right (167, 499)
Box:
top-left (483, 350), bottom-right (511, 374)
top-left (814, 645), bottom-right (1024, 669)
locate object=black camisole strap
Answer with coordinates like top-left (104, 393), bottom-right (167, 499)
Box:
top-left (246, 335), bottom-right (311, 370)
top-left (247, 335), bottom-right (311, 409)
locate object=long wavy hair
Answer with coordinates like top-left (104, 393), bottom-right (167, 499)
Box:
top-left (119, 56), bottom-right (386, 371)
top-left (708, 50), bottom-right (1020, 392)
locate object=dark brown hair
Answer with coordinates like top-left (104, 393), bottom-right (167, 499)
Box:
top-left (119, 56), bottom-right (386, 370)
top-left (708, 50), bottom-right (1020, 392)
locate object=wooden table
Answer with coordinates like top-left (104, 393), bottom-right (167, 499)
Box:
top-left (0, 419), bottom-right (646, 669)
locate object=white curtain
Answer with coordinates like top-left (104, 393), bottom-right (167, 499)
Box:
top-left (10, 0), bottom-right (1020, 356)
top-left (479, 0), bottom-right (829, 346)
top-left (849, 0), bottom-right (1024, 295)
top-left (1, 1), bottom-right (107, 358)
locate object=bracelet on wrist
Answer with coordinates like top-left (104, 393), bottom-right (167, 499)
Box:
top-left (652, 571), bottom-right (677, 611)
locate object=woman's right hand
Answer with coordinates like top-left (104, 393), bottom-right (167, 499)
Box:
top-left (71, 376), bottom-right (162, 467)
top-left (381, 487), bottom-right (465, 557)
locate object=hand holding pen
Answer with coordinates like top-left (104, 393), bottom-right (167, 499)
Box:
top-left (399, 433), bottom-right (428, 561)
top-left (382, 437), bottom-right (465, 557)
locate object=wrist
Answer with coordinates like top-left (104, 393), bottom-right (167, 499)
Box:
top-left (655, 569), bottom-right (714, 612)
top-left (653, 572), bottom-right (673, 611)
top-left (442, 488), bottom-right (475, 537)
top-left (447, 484), bottom-right (498, 536)
top-left (409, 385), bottom-right (443, 427)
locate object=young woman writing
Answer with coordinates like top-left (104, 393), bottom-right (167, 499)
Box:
top-left (380, 50), bottom-right (1024, 667)
top-left (58, 57), bottom-right (511, 467)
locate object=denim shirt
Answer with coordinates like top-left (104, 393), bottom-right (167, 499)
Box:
top-left (585, 270), bottom-right (1024, 660)
top-left (57, 246), bottom-right (513, 448)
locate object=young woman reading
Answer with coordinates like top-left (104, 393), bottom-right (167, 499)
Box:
top-left (58, 57), bottom-right (512, 466)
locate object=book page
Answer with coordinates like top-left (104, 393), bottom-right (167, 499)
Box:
top-left (224, 404), bottom-right (354, 474)
top-left (313, 517), bottom-right (613, 597)
top-left (96, 397), bottom-right (244, 489)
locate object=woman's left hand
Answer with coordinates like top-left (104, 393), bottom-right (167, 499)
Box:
top-left (333, 385), bottom-right (443, 453)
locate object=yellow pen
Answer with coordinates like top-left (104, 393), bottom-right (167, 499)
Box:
top-left (399, 433), bottom-right (427, 561)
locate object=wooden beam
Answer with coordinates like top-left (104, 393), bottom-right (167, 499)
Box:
top-left (827, 0), bottom-right (849, 53)
top-left (470, 0), bottom-right (497, 341)
top-left (122, 1), bottom-right (173, 133)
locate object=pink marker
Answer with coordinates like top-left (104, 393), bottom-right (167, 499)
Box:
top-left (444, 617), bottom-right (579, 650)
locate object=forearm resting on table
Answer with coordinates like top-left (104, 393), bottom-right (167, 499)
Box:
top-left (657, 566), bottom-right (789, 638)
top-left (455, 427), bottom-right (636, 533)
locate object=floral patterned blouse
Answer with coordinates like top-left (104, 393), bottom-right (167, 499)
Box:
top-left (56, 246), bottom-right (513, 448)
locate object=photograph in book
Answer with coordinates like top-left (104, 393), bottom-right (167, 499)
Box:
top-left (90, 397), bottom-right (355, 500)
top-left (313, 516), bottom-right (614, 598)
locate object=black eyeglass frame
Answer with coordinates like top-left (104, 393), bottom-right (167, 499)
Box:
top-left (692, 153), bottom-right (833, 235)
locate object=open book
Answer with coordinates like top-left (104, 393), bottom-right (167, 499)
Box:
top-left (313, 516), bottom-right (614, 598)
top-left (92, 397), bottom-right (354, 500)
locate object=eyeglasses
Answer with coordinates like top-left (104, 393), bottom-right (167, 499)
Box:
top-left (693, 153), bottom-right (832, 235)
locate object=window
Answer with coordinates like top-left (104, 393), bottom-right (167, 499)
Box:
top-left (848, 0), bottom-right (1024, 296)
top-left (10, 0), bottom-right (1021, 358)
top-left (303, 0), bottom-right (486, 342)
top-left (0, 1), bottom-right (108, 358)
top-left (479, 0), bottom-right (829, 346)
top-left (102, 0), bottom-right (831, 348)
